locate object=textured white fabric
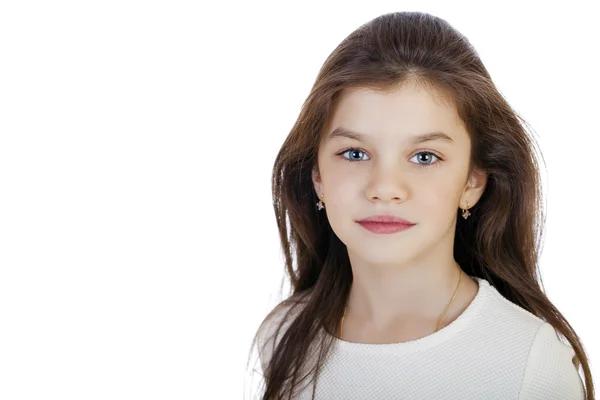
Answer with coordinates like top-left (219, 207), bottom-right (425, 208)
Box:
top-left (257, 276), bottom-right (585, 399)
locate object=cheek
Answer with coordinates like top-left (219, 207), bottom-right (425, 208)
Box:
top-left (321, 170), bottom-right (362, 225)
top-left (322, 166), bottom-right (359, 196)
top-left (326, 180), bottom-right (358, 212)
top-left (418, 178), bottom-right (461, 210)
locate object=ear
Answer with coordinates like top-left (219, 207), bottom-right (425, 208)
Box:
top-left (312, 164), bottom-right (323, 197)
top-left (461, 167), bottom-right (487, 208)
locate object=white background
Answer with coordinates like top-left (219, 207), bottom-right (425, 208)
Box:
top-left (0, 1), bottom-right (597, 399)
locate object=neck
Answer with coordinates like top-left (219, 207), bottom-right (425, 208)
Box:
top-left (343, 258), bottom-right (469, 331)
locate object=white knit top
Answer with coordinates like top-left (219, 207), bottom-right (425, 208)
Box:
top-left (256, 276), bottom-right (585, 399)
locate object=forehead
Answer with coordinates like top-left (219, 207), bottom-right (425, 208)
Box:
top-left (326, 84), bottom-right (466, 143)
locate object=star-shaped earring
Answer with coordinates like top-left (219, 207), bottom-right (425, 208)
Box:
top-left (462, 200), bottom-right (471, 219)
top-left (316, 194), bottom-right (325, 210)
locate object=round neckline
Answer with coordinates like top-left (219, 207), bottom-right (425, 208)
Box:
top-left (328, 276), bottom-right (488, 355)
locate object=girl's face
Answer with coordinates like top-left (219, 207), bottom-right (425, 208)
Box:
top-left (312, 82), bottom-right (486, 266)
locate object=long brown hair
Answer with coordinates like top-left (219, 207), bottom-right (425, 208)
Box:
top-left (246, 11), bottom-right (594, 399)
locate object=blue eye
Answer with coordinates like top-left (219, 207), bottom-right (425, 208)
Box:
top-left (340, 148), bottom-right (370, 162)
top-left (410, 152), bottom-right (441, 166)
top-left (337, 148), bottom-right (442, 167)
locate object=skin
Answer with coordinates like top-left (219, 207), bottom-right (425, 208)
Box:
top-left (311, 80), bottom-right (488, 344)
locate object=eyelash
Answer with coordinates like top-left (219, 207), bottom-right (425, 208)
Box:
top-left (336, 147), bottom-right (443, 168)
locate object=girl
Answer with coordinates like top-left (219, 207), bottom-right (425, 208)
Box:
top-left (247, 11), bottom-right (594, 400)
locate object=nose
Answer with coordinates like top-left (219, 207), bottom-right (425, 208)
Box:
top-left (365, 166), bottom-right (409, 203)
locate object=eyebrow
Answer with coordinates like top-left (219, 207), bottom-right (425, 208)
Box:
top-left (326, 127), bottom-right (455, 145)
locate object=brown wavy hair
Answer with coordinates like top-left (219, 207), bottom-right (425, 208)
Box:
top-left (246, 11), bottom-right (594, 400)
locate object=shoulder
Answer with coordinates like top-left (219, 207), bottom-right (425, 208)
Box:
top-left (479, 278), bottom-right (546, 329)
top-left (474, 279), bottom-right (583, 399)
top-left (475, 278), bottom-right (548, 343)
top-left (517, 322), bottom-right (585, 400)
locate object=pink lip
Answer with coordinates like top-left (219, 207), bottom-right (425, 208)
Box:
top-left (357, 221), bottom-right (415, 234)
top-left (356, 214), bottom-right (414, 224)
